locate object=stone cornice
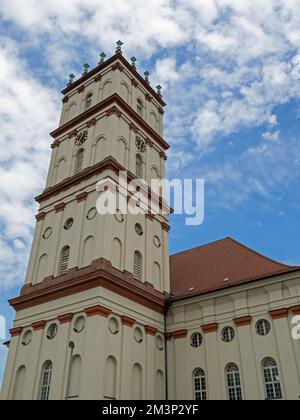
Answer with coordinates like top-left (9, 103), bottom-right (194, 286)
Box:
top-left (50, 93), bottom-right (169, 151)
top-left (9, 327), bottom-right (23, 337)
top-left (9, 258), bottom-right (165, 314)
top-left (121, 316), bottom-right (136, 327)
top-left (268, 308), bottom-right (289, 319)
top-left (85, 305), bottom-right (112, 318)
top-left (233, 316), bottom-right (252, 327)
top-left (32, 320), bottom-right (47, 331)
top-left (172, 329), bottom-right (188, 340)
top-left (61, 53), bottom-right (166, 107)
top-left (58, 313), bottom-right (73, 324)
top-left (145, 326), bottom-right (158, 336)
top-left (201, 323), bottom-right (219, 333)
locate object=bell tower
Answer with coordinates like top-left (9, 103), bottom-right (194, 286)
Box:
top-left (1, 42), bottom-right (170, 400)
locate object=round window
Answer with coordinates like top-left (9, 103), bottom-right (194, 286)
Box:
top-left (73, 316), bottom-right (85, 333)
top-left (221, 326), bottom-right (235, 343)
top-left (190, 332), bottom-right (203, 348)
top-left (153, 236), bottom-right (161, 248)
top-left (109, 318), bottom-right (120, 335)
top-left (156, 335), bottom-right (164, 351)
top-left (115, 209), bottom-right (124, 223)
top-left (134, 327), bottom-right (144, 343)
top-left (42, 227), bottom-right (52, 240)
top-left (64, 218), bottom-right (74, 230)
top-left (86, 207), bottom-right (97, 220)
top-left (21, 330), bottom-right (32, 346)
top-left (256, 319), bottom-right (271, 336)
top-left (46, 323), bottom-right (58, 340)
top-left (135, 223), bottom-right (144, 236)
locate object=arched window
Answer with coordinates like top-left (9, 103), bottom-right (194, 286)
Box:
top-left (68, 355), bottom-right (81, 399)
top-left (132, 363), bottom-right (143, 399)
top-left (12, 366), bottom-right (26, 400)
top-left (104, 356), bottom-right (117, 400)
top-left (39, 361), bottom-right (53, 400)
top-left (85, 93), bottom-right (93, 110)
top-left (262, 358), bottom-right (282, 400)
top-left (135, 154), bottom-right (143, 178)
top-left (74, 148), bottom-right (84, 174)
top-left (137, 99), bottom-right (143, 116)
top-left (226, 363), bottom-right (242, 400)
top-left (133, 251), bottom-right (143, 281)
top-left (193, 368), bottom-right (207, 400)
top-left (59, 246), bottom-right (70, 275)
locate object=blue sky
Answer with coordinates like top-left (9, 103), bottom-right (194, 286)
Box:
top-left (1, 0), bottom-right (300, 387)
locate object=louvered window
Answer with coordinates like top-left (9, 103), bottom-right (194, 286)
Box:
top-left (133, 251), bottom-right (142, 281)
top-left (59, 246), bottom-right (70, 275)
top-left (135, 155), bottom-right (143, 178)
top-left (74, 149), bottom-right (84, 174)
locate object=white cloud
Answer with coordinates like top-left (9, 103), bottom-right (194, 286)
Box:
top-left (262, 131), bottom-right (280, 142)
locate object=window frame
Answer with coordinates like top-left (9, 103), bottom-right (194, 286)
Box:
top-left (39, 361), bottom-right (53, 401)
top-left (225, 363), bottom-right (243, 401)
top-left (193, 368), bottom-right (207, 401)
top-left (262, 358), bottom-right (283, 400)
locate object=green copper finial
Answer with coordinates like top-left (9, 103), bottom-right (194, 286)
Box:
top-left (144, 71), bottom-right (150, 83)
top-left (83, 63), bottom-right (90, 74)
top-left (156, 85), bottom-right (162, 96)
top-left (99, 52), bottom-right (106, 64)
top-left (116, 40), bottom-right (124, 53)
top-left (130, 56), bottom-right (137, 68)
top-left (67, 74), bottom-right (75, 86)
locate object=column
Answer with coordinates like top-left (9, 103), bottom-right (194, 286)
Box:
top-left (162, 225), bottom-right (170, 293)
top-left (145, 216), bottom-right (153, 286)
top-left (72, 193), bottom-right (88, 267)
top-left (81, 305), bottom-right (111, 400)
top-left (145, 326), bottom-right (158, 399)
top-left (27, 321), bottom-right (47, 400)
top-left (269, 309), bottom-right (300, 400)
top-left (0, 327), bottom-right (23, 400)
top-left (120, 316), bottom-right (135, 399)
top-left (47, 204), bottom-right (65, 276)
top-left (233, 316), bottom-right (260, 400)
top-left (25, 214), bottom-right (46, 284)
top-left (201, 323), bottom-right (222, 400)
top-left (172, 330), bottom-right (188, 400)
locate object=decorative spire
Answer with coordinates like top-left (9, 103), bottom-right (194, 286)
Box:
top-left (83, 63), bottom-right (90, 75)
top-left (67, 74), bottom-right (75, 86)
top-left (156, 85), bottom-right (162, 96)
top-left (99, 52), bottom-right (106, 64)
top-left (130, 56), bottom-right (137, 69)
top-left (144, 71), bottom-right (150, 83)
top-left (116, 40), bottom-right (124, 53)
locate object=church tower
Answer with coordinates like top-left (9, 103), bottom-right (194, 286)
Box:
top-left (1, 43), bottom-right (170, 400)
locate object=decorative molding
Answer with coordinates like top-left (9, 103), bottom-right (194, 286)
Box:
top-left (54, 203), bottom-right (65, 213)
top-left (290, 305), bottom-right (300, 315)
top-left (158, 107), bottom-right (164, 115)
top-left (121, 316), bottom-right (136, 327)
top-left (106, 106), bottom-right (122, 118)
top-left (201, 323), bottom-right (219, 333)
top-left (87, 118), bottom-right (97, 128)
top-left (145, 214), bottom-right (154, 221)
top-left (85, 305), bottom-right (112, 318)
top-left (233, 316), bottom-right (252, 327)
top-left (32, 321), bottom-right (47, 331)
top-left (9, 327), bottom-right (23, 337)
top-left (58, 313), bottom-right (73, 324)
top-left (129, 122), bottom-right (139, 133)
top-left (77, 85), bottom-right (85, 94)
top-left (131, 78), bottom-right (138, 87)
top-left (76, 192), bottom-right (88, 203)
top-left (172, 329), bottom-right (188, 340)
top-left (94, 74), bottom-right (102, 83)
top-left (112, 62), bottom-right (124, 72)
top-left (145, 138), bottom-right (154, 148)
top-left (10, 258), bottom-right (165, 314)
top-left (161, 222), bottom-right (170, 233)
top-left (165, 333), bottom-right (172, 341)
top-left (269, 308), bottom-right (289, 319)
top-left (51, 94), bottom-right (169, 151)
top-left (145, 93), bottom-right (152, 102)
top-left (51, 140), bottom-right (60, 149)
top-left (68, 130), bottom-right (78, 139)
top-left (35, 212), bottom-right (46, 222)
top-left (145, 326), bottom-right (158, 336)
top-left (160, 151), bottom-right (167, 161)
top-left (62, 96), bottom-right (69, 104)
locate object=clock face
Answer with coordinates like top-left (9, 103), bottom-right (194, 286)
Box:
top-left (75, 130), bottom-right (88, 146)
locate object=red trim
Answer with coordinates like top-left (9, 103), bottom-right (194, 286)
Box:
top-left (233, 316), bottom-right (252, 327)
top-left (32, 321), bottom-right (47, 331)
top-left (121, 316), bottom-right (136, 327)
top-left (58, 313), bottom-right (73, 324)
top-left (201, 323), bottom-right (218, 333)
top-left (172, 329), bottom-right (188, 340)
top-left (55, 203), bottom-right (65, 213)
top-left (76, 192), bottom-right (88, 203)
top-left (35, 212), bottom-right (46, 222)
top-left (269, 308), bottom-right (289, 319)
top-left (290, 305), bottom-right (300, 315)
top-left (145, 326), bottom-right (158, 336)
top-left (9, 327), bottom-right (23, 337)
top-left (85, 305), bottom-right (112, 318)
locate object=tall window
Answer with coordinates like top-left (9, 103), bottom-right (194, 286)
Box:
top-left (193, 368), bottom-right (207, 400)
top-left (137, 99), bottom-right (143, 116)
top-left (135, 154), bottom-right (143, 178)
top-left (59, 246), bottom-right (70, 275)
top-left (74, 148), bottom-right (84, 174)
top-left (85, 93), bottom-right (93, 110)
top-left (39, 361), bottom-right (53, 400)
top-left (226, 363), bottom-right (242, 400)
top-left (262, 358), bottom-right (282, 400)
top-left (133, 251), bottom-right (143, 281)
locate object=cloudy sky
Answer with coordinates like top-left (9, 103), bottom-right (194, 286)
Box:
top-left (1, 0), bottom-right (300, 387)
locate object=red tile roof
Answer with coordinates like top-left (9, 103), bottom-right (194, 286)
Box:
top-left (170, 237), bottom-right (299, 299)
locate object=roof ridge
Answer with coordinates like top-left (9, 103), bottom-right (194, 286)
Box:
top-left (170, 237), bottom-right (229, 258)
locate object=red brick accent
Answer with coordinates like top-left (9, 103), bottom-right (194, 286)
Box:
top-left (9, 327), bottom-right (23, 337)
top-left (172, 329), bottom-right (188, 340)
top-left (76, 192), bottom-right (88, 203)
top-left (51, 140), bottom-right (60, 149)
top-left (68, 130), bottom-right (78, 139)
top-left (201, 323), bottom-right (219, 333)
top-left (35, 212), bottom-right (46, 222)
top-left (269, 308), bottom-right (289, 319)
top-left (87, 118), bottom-right (97, 127)
top-left (165, 333), bottom-right (172, 341)
top-left (85, 305), bottom-right (112, 318)
top-left (145, 326), bottom-right (158, 336)
top-left (129, 123), bottom-right (139, 133)
top-left (290, 305), bottom-right (300, 315)
top-left (58, 313), bottom-right (73, 324)
top-left (55, 203), bottom-right (65, 213)
top-left (233, 316), bottom-right (252, 327)
top-left (121, 316), bottom-right (136, 327)
top-left (162, 222), bottom-right (170, 233)
top-left (32, 321), bottom-right (47, 331)
top-left (112, 63), bottom-right (124, 72)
